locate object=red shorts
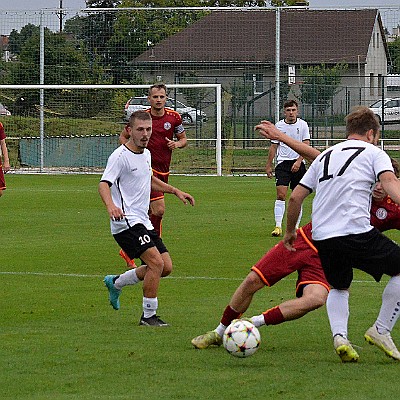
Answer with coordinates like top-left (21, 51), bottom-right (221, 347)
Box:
top-left (0, 165), bottom-right (5, 190)
top-left (251, 227), bottom-right (329, 297)
top-left (151, 169), bottom-right (169, 202)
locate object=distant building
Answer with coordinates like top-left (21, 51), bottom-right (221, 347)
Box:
top-left (133, 9), bottom-right (389, 107)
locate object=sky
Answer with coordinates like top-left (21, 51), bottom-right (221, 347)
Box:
top-left (0, 0), bottom-right (399, 12)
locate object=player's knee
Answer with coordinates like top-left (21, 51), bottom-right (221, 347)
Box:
top-left (242, 271), bottom-right (265, 292)
top-left (303, 288), bottom-right (328, 310)
top-left (161, 260), bottom-right (172, 277)
top-left (150, 204), bottom-right (165, 218)
top-left (145, 255), bottom-right (164, 275)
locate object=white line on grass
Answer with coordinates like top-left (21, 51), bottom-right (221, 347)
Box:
top-left (0, 270), bottom-right (379, 284)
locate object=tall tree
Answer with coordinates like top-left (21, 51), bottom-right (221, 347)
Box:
top-left (296, 63), bottom-right (347, 115)
top-left (388, 37), bottom-right (400, 74)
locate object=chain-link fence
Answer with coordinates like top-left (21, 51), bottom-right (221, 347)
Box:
top-left (1, 6), bottom-right (400, 174)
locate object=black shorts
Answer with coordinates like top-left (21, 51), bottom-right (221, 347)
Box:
top-left (314, 228), bottom-right (400, 289)
top-left (113, 223), bottom-right (168, 260)
top-left (275, 160), bottom-right (306, 189)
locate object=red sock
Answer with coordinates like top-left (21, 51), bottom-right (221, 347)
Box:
top-left (221, 305), bottom-right (242, 327)
top-left (150, 214), bottom-right (162, 237)
top-left (263, 306), bottom-right (285, 325)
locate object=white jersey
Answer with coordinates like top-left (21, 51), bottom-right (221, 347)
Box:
top-left (100, 145), bottom-right (153, 235)
top-left (300, 139), bottom-right (393, 241)
top-left (272, 118), bottom-right (310, 163)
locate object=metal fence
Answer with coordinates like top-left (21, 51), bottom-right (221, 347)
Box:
top-left (0, 6), bottom-right (400, 175)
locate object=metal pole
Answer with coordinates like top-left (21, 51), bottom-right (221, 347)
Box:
top-left (40, 11), bottom-right (45, 172)
top-left (275, 8), bottom-right (281, 123)
top-left (216, 84), bottom-right (222, 176)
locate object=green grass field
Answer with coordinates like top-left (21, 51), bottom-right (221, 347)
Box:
top-left (1, 174), bottom-right (400, 400)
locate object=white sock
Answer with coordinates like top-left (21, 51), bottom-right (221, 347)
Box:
top-left (143, 297), bottom-right (158, 318)
top-left (215, 323), bottom-right (226, 337)
top-left (250, 314), bottom-right (265, 327)
top-left (114, 269), bottom-right (140, 290)
top-left (274, 200), bottom-right (286, 228)
top-left (326, 289), bottom-right (349, 338)
top-left (296, 205), bottom-right (303, 229)
top-left (375, 275), bottom-right (400, 334)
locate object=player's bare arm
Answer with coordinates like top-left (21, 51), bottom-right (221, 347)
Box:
top-left (284, 185), bottom-right (311, 251)
top-left (380, 171), bottom-right (400, 206)
top-left (119, 126), bottom-right (130, 145)
top-left (265, 143), bottom-right (277, 178)
top-left (165, 132), bottom-right (187, 150)
top-left (0, 139), bottom-right (10, 172)
top-left (151, 175), bottom-right (195, 206)
top-left (98, 181), bottom-right (124, 221)
top-left (256, 121), bottom-right (319, 163)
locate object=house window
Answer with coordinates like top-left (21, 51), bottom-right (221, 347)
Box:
top-left (378, 74), bottom-right (383, 97)
top-left (370, 73), bottom-right (375, 97)
top-left (376, 32), bottom-right (379, 48)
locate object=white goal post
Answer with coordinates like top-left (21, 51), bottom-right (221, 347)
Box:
top-left (0, 83), bottom-right (223, 175)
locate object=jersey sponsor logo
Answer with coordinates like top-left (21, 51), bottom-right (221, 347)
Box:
top-left (375, 207), bottom-right (388, 220)
top-left (164, 122), bottom-right (172, 130)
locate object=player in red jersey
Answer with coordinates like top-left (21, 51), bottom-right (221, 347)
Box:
top-left (191, 123), bottom-right (400, 352)
top-left (119, 84), bottom-right (187, 267)
top-left (0, 121), bottom-right (10, 196)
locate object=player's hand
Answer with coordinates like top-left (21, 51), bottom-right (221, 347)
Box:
top-left (3, 161), bottom-right (10, 173)
top-left (107, 205), bottom-right (125, 221)
top-left (255, 121), bottom-right (282, 141)
top-left (265, 165), bottom-right (273, 178)
top-left (283, 230), bottom-right (297, 252)
top-left (291, 161), bottom-right (301, 173)
top-left (165, 137), bottom-right (178, 150)
top-left (174, 189), bottom-right (195, 206)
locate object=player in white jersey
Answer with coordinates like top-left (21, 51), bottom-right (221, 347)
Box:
top-left (99, 110), bottom-right (195, 327)
top-left (265, 99), bottom-right (310, 237)
top-left (283, 106), bottom-right (400, 362)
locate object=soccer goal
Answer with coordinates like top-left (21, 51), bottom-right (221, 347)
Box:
top-left (0, 83), bottom-right (222, 175)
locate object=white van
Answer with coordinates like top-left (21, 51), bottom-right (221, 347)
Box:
top-left (369, 98), bottom-right (400, 124)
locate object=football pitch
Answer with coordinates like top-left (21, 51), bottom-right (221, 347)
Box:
top-left (1, 174), bottom-right (400, 400)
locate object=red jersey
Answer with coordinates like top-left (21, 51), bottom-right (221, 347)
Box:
top-left (370, 196), bottom-right (400, 232)
top-left (147, 108), bottom-right (185, 174)
top-left (0, 122), bottom-right (5, 140)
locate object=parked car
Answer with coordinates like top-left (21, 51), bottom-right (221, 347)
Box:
top-left (124, 96), bottom-right (207, 124)
top-left (0, 102), bottom-right (11, 116)
top-left (369, 98), bottom-right (400, 124)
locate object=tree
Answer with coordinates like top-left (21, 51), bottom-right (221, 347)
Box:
top-left (6, 25), bottom-right (110, 117)
top-left (388, 37), bottom-right (400, 74)
top-left (8, 24), bottom-right (39, 55)
top-left (296, 63), bottom-right (347, 115)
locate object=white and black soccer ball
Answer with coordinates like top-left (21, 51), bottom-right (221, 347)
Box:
top-left (223, 319), bottom-right (261, 358)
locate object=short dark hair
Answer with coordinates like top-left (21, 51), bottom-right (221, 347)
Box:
top-left (283, 99), bottom-right (298, 109)
top-left (129, 110), bottom-right (151, 127)
top-left (148, 83), bottom-right (167, 96)
top-left (345, 106), bottom-right (380, 137)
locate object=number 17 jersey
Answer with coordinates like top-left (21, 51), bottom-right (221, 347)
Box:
top-left (299, 139), bottom-right (393, 241)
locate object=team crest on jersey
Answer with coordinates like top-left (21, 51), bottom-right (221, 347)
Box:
top-left (164, 122), bottom-right (172, 130)
top-left (375, 207), bottom-right (388, 220)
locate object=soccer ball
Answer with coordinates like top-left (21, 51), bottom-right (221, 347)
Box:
top-left (223, 319), bottom-right (261, 358)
